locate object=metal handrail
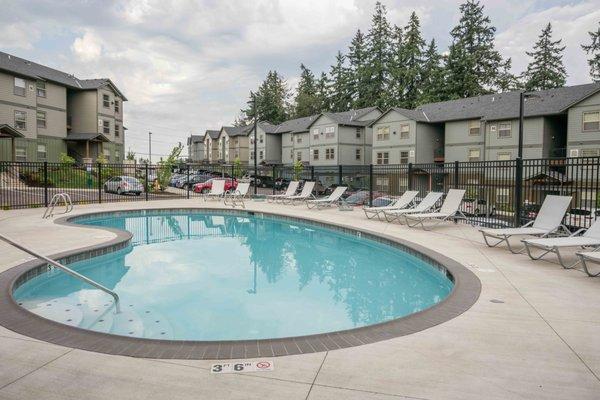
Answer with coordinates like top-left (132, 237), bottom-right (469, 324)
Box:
top-left (43, 193), bottom-right (73, 219)
top-left (0, 234), bottom-right (120, 313)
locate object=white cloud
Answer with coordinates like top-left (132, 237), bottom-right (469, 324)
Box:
top-left (71, 30), bottom-right (103, 62)
top-left (0, 23), bottom-right (39, 50)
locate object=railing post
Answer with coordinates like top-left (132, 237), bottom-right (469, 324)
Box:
top-left (454, 161), bottom-right (459, 189)
top-left (97, 162), bottom-right (102, 204)
top-left (514, 157), bottom-right (523, 227)
top-left (338, 165), bottom-right (342, 185)
top-left (186, 164), bottom-right (190, 199)
top-left (407, 163), bottom-right (413, 190)
top-left (43, 161), bottom-right (48, 207)
top-left (145, 163), bottom-right (149, 201)
top-left (369, 164), bottom-right (373, 207)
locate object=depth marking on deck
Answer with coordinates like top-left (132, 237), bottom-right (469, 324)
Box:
top-left (211, 359), bottom-right (274, 374)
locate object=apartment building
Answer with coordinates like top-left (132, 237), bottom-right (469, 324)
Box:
top-left (203, 130), bottom-right (220, 163)
top-left (280, 115), bottom-right (318, 165)
top-left (0, 51), bottom-right (126, 163)
top-left (248, 121), bottom-right (281, 165)
top-left (187, 134), bottom-right (205, 162)
top-left (216, 125), bottom-right (252, 163)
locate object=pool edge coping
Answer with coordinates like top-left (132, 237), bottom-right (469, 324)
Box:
top-left (0, 206), bottom-right (481, 360)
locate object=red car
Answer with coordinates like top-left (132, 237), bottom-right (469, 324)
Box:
top-left (193, 178), bottom-right (237, 194)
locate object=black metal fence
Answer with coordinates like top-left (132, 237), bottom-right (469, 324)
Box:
top-left (1, 157), bottom-right (598, 229)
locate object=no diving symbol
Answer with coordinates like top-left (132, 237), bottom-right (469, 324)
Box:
top-left (256, 361), bottom-right (271, 369)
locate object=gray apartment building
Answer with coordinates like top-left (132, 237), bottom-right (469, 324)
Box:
top-left (248, 121), bottom-right (281, 165)
top-left (203, 130), bottom-right (220, 163)
top-left (216, 125), bottom-right (252, 163)
top-left (0, 51), bottom-right (126, 163)
top-left (187, 134), bottom-right (204, 162)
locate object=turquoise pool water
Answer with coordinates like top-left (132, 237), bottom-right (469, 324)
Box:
top-left (13, 211), bottom-right (453, 341)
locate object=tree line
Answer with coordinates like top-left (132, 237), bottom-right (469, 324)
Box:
top-left (235, 0), bottom-right (600, 125)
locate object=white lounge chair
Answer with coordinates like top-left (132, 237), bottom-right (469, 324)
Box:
top-left (224, 182), bottom-right (250, 208)
top-left (576, 251), bottom-right (600, 277)
top-left (307, 186), bottom-right (348, 209)
top-left (480, 195), bottom-right (572, 254)
top-left (203, 179), bottom-right (226, 201)
top-left (266, 181), bottom-right (299, 203)
top-left (522, 219), bottom-right (600, 269)
top-left (282, 181), bottom-right (315, 205)
top-left (363, 190), bottom-right (419, 220)
top-left (403, 189), bottom-right (467, 230)
top-left (383, 192), bottom-right (444, 223)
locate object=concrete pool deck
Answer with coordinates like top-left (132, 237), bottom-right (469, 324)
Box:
top-left (0, 199), bottom-right (599, 399)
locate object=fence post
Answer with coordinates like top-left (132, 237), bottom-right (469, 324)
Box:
top-left (145, 163), bottom-right (149, 201)
top-left (43, 161), bottom-right (48, 207)
top-left (97, 162), bottom-right (102, 204)
top-left (369, 164), bottom-right (373, 207)
top-left (187, 164), bottom-right (190, 199)
top-left (514, 157), bottom-right (523, 227)
top-left (407, 163), bottom-right (413, 190)
top-left (454, 161), bottom-right (459, 189)
top-left (338, 165), bottom-right (342, 185)
top-left (310, 166), bottom-right (315, 181)
top-left (272, 165), bottom-right (276, 195)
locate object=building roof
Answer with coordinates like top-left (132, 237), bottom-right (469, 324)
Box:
top-left (187, 134), bottom-right (204, 145)
top-left (273, 115), bottom-right (319, 134)
top-left (0, 51), bottom-right (127, 100)
top-left (65, 133), bottom-right (110, 142)
top-left (305, 107), bottom-right (381, 129)
top-left (0, 124), bottom-right (24, 138)
top-left (222, 125), bottom-right (252, 137)
top-left (205, 130), bottom-right (221, 139)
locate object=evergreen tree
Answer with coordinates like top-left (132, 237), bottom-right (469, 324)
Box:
top-left (445, 0), bottom-right (503, 98)
top-left (328, 51), bottom-right (354, 112)
top-left (293, 64), bottom-right (321, 118)
top-left (582, 22), bottom-right (600, 83)
top-left (364, 2), bottom-right (392, 108)
top-left (496, 58), bottom-right (521, 92)
top-left (316, 72), bottom-right (331, 113)
top-left (418, 39), bottom-right (446, 104)
top-left (347, 29), bottom-right (369, 107)
top-left (400, 12), bottom-right (426, 108)
top-left (232, 113), bottom-right (248, 127)
top-left (523, 23), bottom-right (566, 91)
top-left (242, 71), bottom-right (290, 124)
top-left (388, 25), bottom-right (405, 107)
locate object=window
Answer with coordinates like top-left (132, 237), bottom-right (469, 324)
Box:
top-left (14, 77), bottom-right (26, 96)
top-left (400, 151), bottom-right (409, 164)
top-left (115, 124), bottom-right (120, 137)
top-left (376, 126), bottom-right (390, 141)
top-left (296, 135), bottom-right (302, 143)
top-left (583, 111), bottom-right (600, 131)
top-left (259, 135), bottom-right (264, 144)
top-left (400, 124), bottom-right (410, 139)
top-left (355, 148), bottom-right (361, 160)
top-left (296, 152), bottom-right (302, 162)
top-left (356, 128), bottom-right (361, 139)
top-left (37, 144), bottom-right (47, 161)
top-left (313, 149), bottom-right (319, 160)
top-left (103, 148), bottom-right (111, 161)
top-left (103, 120), bottom-right (110, 134)
top-left (581, 148), bottom-right (600, 157)
top-left (15, 147), bottom-right (26, 162)
top-left (290, 149), bottom-right (294, 159)
top-left (103, 94), bottom-right (110, 108)
top-left (290, 135), bottom-right (293, 143)
top-left (14, 111), bottom-right (26, 130)
top-left (468, 120), bottom-right (481, 136)
top-left (250, 150), bottom-right (255, 159)
top-left (496, 188), bottom-right (510, 204)
top-left (36, 81), bottom-right (46, 98)
top-left (312, 128), bottom-right (319, 140)
top-left (375, 177), bottom-right (389, 191)
top-left (325, 126), bottom-right (335, 138)
top-left (498, 122), bottom-right (512, 138)
top-left (325, 148), bottom-right (335, 160)
top-left (114, 100), bottom-right (120, 113)
top-left (259, 150), bottom-right (264, 159)
top-left (497, 152), bottom-right (511, 161)
top-left (36, 111), bottom-right (46, 129)
top-left (376, 152), bottom-right (389, 165)
top-left (468, 148), bottom-right (481, 161)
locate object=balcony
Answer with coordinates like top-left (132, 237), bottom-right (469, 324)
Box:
top-left (433, 148), bottom-right (445, 163)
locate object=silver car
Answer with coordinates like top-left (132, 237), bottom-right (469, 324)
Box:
top-left (104, 176), bottom-right (144, 196)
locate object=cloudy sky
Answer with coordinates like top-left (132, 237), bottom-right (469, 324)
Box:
top-left (1, 0), bottom-right (598, 158)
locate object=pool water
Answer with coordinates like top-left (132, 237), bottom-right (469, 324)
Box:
top-left (14, 211), bottom-right (453, 341)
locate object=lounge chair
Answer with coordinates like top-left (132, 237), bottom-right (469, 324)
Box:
top-left (363, 190), bottom-right (419, 220)
top-left (522, 219), bottom-right (600, 269)
top-left (282, 181), bottom-right (315, 205)
top-left (383, 192), bottom-right (444, 223)
top-left (403, 189), bottom-right (467, 230)
top-left (203, 179), bottom-right (226, 201)
top-left (576, 251), bottom-right (600, 277)
top-left (479, 195), bottom-right (572, 253)
top-left (224, 182), bottom-right (250, 208)
top-left (266, 181), bottom-right (299, 203)
top-left (306, 186), bottom-right (348, 209)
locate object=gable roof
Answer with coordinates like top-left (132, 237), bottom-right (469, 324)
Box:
top-left (187, 134), bottom-right (204, 145)
top-left (307, 107), bottom-right (381, 129)
top-left (205, 130), bottom-right (221, 139)
top-left (272, 115), bottom-right (319, 134)
top-left (222, 125), bottom-right (252, 137)
top-left (0, 51), bottom-right (127, 100)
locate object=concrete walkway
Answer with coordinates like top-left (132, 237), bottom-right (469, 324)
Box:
top-left (0, 199), bottom-right (599, 399)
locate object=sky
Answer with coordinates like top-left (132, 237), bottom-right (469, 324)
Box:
top-left (0, 0), bottom-right (599, 159)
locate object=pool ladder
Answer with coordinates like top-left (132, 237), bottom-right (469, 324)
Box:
top-left (0, 233), bottom-right (121, 313)
top-left (43, 193), bottom-right (73, 219)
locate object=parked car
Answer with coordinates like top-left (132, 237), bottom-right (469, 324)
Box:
top-left (243, 174), bottom-right (274, 187)
top-left (104, 176), bottom-right (144, 195)
top-left (193, 178), bottom-right (238, 194)
top-left (274, 177), bottom-right (291, 191)
top-left (463, 198), bottom-right (496, 216)
top-left (565, 208), bottom-right (598, 228)
top-left (342, 190), bottom-right (386, 206)
top-left (176, 174), bottom-right (212, 189)
top-left (169, 173), bottom-right (185, 187)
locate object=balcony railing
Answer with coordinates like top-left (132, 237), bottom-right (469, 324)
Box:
top-left (433, 148), bottom-right (445, 163)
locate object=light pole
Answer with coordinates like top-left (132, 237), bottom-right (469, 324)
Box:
top-left (148, 131), bottom-right (152, 165)
top-left (252, 92), bottom-right (258, 195)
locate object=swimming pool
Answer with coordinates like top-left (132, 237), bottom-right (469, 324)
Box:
top-left (13, 210), bottom-right (454, 342)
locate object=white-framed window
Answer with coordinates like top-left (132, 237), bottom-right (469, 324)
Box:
top-left (583, 111), bottom-right (600, 132)
top-left (497, 152), bottom-right (511, 161)
top-left (376, 152), bottom-right (389, 165)
top-left (468, 148), bottom-right (480, 161)
top-left (14, 110), bottom-right (26, 130)
top-left (259, 150), bottom-right (264, 160)
top-left (103, 148), bottom-right (111, 161)
top-left (356, 128), bottom-right (361, 139)
top-left (325, 148), bottom-right (335, 160)
top-left (355, 148), bottom-right (361, 160)
top-left (36, 81), bottom-right (46, 98)
top-left (496, 188), bottom-right (510, 204)
top-left (290, 149), bottom-right (294, 159)
top-left (400, 151), bottom-right (409, 164)
top-left (14, 77), bottom-right (26, 96)
top-left (312, 128), bottom-right (319, 140)
top-left (313, 149), bottom-right (319, 160)
top-left (376, 126), bottom-right (390, 141)
top-left (400, 124), bottom-right (410, 139)
top-left (115, 124), bottom-right (120, 137)
top-left (103, 94), bottom-right (110, 108)
top-left (250, 150), bottom-right (255, 159)
top-left (325, 126), bottom-right (335, 138)
top-left (375, 177), bottom-right (389, 191)
top-left (468, 120), bottom-right (481, 136)
top-left (37, 144), bottom-right (47, 160)
top-left (15, 147), bottom-right (26, 162)
top-left (36, 111), bottom-right (46, 129)
top-left (581, 148), bottom-right (600, 157)
top-left (102, 120), bottom-right (110, 134)
top-left (296, 135), bottom-right (302, 143)
top-left (114, 100), bottom-right (120, 113)
top-left (498, 122), bottom-right (512, 138)
top-left (296, 151), bottom-right (302, 161)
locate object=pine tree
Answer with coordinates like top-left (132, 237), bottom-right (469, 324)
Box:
top-left (293, 64), bottom-right (321, 118)
top-left (347, 29), bottom-right (369, 107)
top-left (364, 2), bottom-right (392, 108)
top-left (582, 22), bottom-right (600, 83)
top-left (445, 0), bottom-right (503, 98)
top-left (388, 25), bottom-right (405, 107)
top-left (496, 58), bottom-right (521, 92)
top-left (242, 71), bottom-right (290, 124)
top-left (400, 12), bottom-right (426, 108)
top-left (523, 23), bottom-right (566, 91)
top-left (328, 51), bottom-right (354, 112)
top-left (316, 72), bottom-right (331, 113)
top-left (418, 39), bottom-right (446, 104)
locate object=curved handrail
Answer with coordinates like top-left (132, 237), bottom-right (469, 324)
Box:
top-left (0, 234), bottom-right (120, 313)
top-left (43, 193), bottom-right (73, 219)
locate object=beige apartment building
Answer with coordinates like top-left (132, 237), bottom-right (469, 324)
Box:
top-left (0, 51), bottom-right (126, 163)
